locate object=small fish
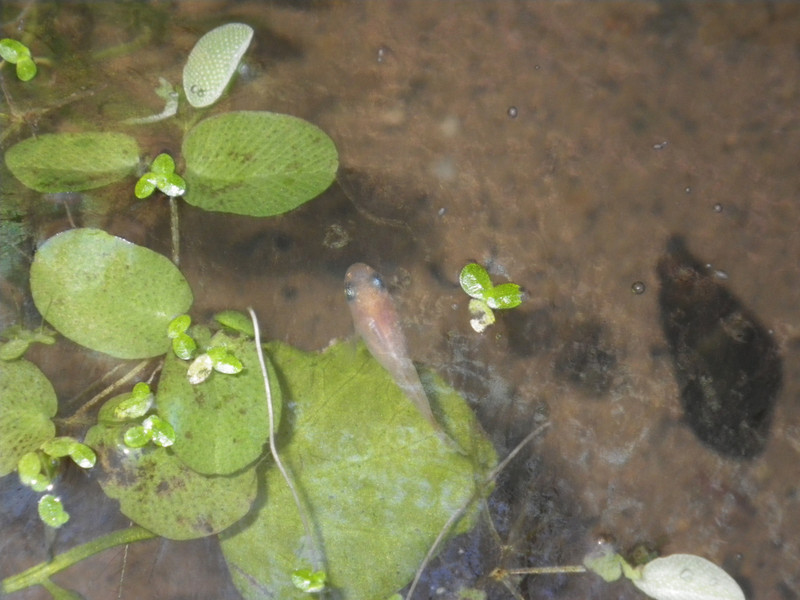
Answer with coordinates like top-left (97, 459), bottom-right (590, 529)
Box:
top-left (344, 263), bottom-right (440, 431)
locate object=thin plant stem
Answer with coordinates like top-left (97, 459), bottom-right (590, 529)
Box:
top-left (169, 196), bottom-right (180, 266)
top-left (61, 359), bottom-right (151, 427)
top-left (1, 526), bottom-right (155, 594)
top-left (404, 422), bottom-right (551, 600)
top-left (498, 565), bottom-right (587, 576)
top-left (247, 308), bottom-right (323, 574)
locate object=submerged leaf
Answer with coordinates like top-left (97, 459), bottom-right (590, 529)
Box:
top-left (30, 228), bottom-right (193, 359)
top-left (157, 330), bottom-right (278, 475)
top-left (183, 111), bottom-right (338, 216)
top-left (183, 23), bottom-right (253, 108)
top-left (85, 415), bottom-right (257, 540)
top-left (220, 340), bottom-right (496, 600)
top-left (0, 359), bottom-right (57, 476)
top-left (5, 133), bottom-right (139, 192)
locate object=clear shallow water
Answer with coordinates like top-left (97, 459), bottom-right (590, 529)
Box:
top-left (2, 2), bottom-right (800, 599)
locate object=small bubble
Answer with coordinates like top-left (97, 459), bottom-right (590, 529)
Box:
top-left (684, 186), bottom-right (691, 194)
top-left (376, 45), bottom-right (391, 63)
top-left (507, 106), bottom-right (518, 118)
top-left (653, 141), bottom-right (668, 150)
top-left (713, 202), bottom-right (723, 213)
top-left (437, 207), bottom-right (446, 216)
top-left (631, 281), bottom-right (646, 295)
top-left (680, 568), bottom-right (694, 581)
top-left (534, 64), bottom-right (541, 70)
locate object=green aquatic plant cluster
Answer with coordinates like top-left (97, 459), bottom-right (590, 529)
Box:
top-left (0, 38), bottom-right (37, 81)
top-left (459, 262), bottom-right (523, 332)
top-left (0, 16), bottom-right (745, 600)
top-left (0, 21), bottom-right (497, 600)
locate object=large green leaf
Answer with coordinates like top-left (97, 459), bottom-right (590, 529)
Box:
top-left (4, 133), bottom-right (139, 192)
top-left (182, 111), bottom-right (338, 216)
top-left (157, 329), bottom-right (281, 475)
top-left (0, 359), bottom-right (57, 476)
top-left (85, 409), bottom-right (257, 540)
top-left (220, 340), bottom-right (496, 600)
top-left (30, 228), bottom-right (193, 359)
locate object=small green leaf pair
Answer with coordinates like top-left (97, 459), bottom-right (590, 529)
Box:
top-left (0, 38), bottom-right (37, 81)
top-left (459, 263), bottom-right (523, 332)
top-left (123, 414), bottom-right (176, 448)
top-left (169, 315), bottom-right (245, 384)
top-left (168, 314), bottom-right (197, 359)
top-left (0, 325), bottom-right (56, 360)
top-left (135, 153), bottom-right (186, 199)
top-left (18, 437), bottom-right (97, 492)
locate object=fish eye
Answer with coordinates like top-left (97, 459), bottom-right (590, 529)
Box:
top-left (344, 282), bottom-right (356, 301)
top-left (371, 274), bottom-right (385, 290)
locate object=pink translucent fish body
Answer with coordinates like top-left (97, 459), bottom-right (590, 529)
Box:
top-left (344, 263), bottom-right (439, 430)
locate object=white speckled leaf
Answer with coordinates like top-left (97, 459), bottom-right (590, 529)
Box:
top-left (632, 554), bottom-right (745, 600)
top-left (183, 23), bottom-right (253, 108)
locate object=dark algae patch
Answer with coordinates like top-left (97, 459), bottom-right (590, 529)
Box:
top-left (657, 236), bottom-right (782, 459)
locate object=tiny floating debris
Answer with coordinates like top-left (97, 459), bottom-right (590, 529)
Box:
top-left (657, 236), bottom-right (782, 458)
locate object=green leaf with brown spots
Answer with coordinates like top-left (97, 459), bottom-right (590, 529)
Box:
top-left (0, 359), bottom-right (57, 476)
top-left (220, 340), bottom-right (496, 600)
top-left (85, 411), bottom-right (257, 540)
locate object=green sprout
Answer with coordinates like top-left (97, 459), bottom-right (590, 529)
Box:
top-left (113, 382), bottom-right (154, 420)
top-left (290, 568), bottom-right (327, 593)
top-left (0, 38), bottom-right (37, 81)
top-left (123, 414), bottom-right (176, 449)
top-left (168, 314), bottom-right (197, 359)
top-left (459, 263), bottom-right (523, 332)
top-left (135, 153), bottom-right (186, 199)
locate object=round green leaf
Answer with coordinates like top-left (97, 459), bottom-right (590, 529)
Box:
top-left (214, 310), bottom-right (255, 337)
top-left (220, 340), bottom-right (497, 600)
top-left (0, 38), bottom-right (30, 62)
top-left (135, 174), bottom-right (158, 199)
top-left (16, 56), bottom-right (37, 81)
top-left (485, 282), bottom-right (522, 310)
top-left (143, 414), bottom-right (176, 447)
top-left (38, 494), bottom-right (70, 528)
top-left (68, 442), bottom-right (96, 469)
top-left (172, 333), bottom-right (197, 360)
top-left (123, 425), bottom-right (150, 448)
top-left (183, 23), bottom-right (254, 108)
top-left (0, 359), bottom-right (57, 476)
top-left (168, 315), bottom-right (191, 338)
top-left (40, 436), bottom-right (76, 458)
top-left (85, 417), bottom-right (257, 540)
top-left (183, 111), bottom-right (338, 216)
top-left (157, 330), bottom-right (279, 475)
top-left (5, 133), bottom-right (140, 192)
top-left (632, 554), bottom-right (745, 600)
top-left (459, 263), bottom-right (493, 300)
top-left (0, 338), bottom-right (30, 360)
top-left (151, 153), bottom-right (175, 175)
top-left (30, 228), bottom-right (193, 359)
